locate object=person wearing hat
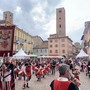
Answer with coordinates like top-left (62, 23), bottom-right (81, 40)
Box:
top-left (50, 64), bottom-right (79, 90)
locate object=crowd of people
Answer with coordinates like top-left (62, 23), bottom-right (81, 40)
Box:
top-left (0, 56), bottom-right (85, 90)
top-left (78, 59), bottom-right (90, 78)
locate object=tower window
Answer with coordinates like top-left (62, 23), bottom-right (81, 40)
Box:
top-left (59, 24), bottom-right (61, 28)
top-left (5, 14), bottom-right (7, 19)
top-left (59, 17), bottom-right (61, 19)
top-left (59, 10), bottom-right (62, 13)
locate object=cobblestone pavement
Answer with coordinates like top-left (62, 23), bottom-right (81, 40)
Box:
top-left (16, 70), bottom-right (90, 90)
top-left (15, 72), bottom-right (59, 90)
top-left (79, 71), bottom-right (90, 90)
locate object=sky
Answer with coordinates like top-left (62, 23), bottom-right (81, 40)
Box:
top-left (0, 0), bottom-right (90, 43)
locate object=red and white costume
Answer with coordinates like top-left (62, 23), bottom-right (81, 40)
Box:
top-left (1, 67), bottom-right (11, 90)
top-left (34, 66), bottom-right (38, 75)
top-left (35, 66), bottom-right (43, 81)
top-left (37, 66), bottom-right (43, 77)
top-left (54, 77), bottom-right (71, 90)
top-left (32, 63), bottom-right (36, 71)
top-left (22, 64), bottom-right (32, 89)
top-left (43, 66), bottom-right (47, 75)
top-left (25, 65), bottom-right (32, 77)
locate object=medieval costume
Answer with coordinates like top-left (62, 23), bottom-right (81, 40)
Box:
top-left (1, 63), bottom-right (11, 90)
top-left (50, 77), bottom-right (79, 90)
top-left (36, 66), bottom-right (43, 81)
top-left (22, 61), bottom-right (32, 89)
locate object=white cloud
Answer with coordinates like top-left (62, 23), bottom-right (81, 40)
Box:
top-left (31, 3), bottom-right (47, 24)
top-left (15, 6), bottom-right (22, 13)
top-left (61, 0), bottom-right (90, 34)
top-left (0, 0), bottom-right (90, 42)
top-left (0, 10), bottom-right (3, 19)
top-left (43, 15), bottom-right (56, 35)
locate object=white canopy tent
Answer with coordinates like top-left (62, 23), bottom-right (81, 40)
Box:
top-left (76, 49), bottom-right (89, 58)
top-left (38, 55), bottom-right (64, 59)
top-left (29, 54), bottom-right (37, 57)
top-left (13, 48), bottom-right (28, 58)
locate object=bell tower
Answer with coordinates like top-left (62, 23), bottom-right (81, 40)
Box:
top-left (3, 11), bottom-right (13, 24)
top-left (56, 8), bottom-right (66, 36)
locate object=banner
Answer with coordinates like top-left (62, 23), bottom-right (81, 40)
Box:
top-left (0, 25), bottom-right (15, 56)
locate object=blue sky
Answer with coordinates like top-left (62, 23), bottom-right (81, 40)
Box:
top-left (0, 0), bottom-right (90, 43)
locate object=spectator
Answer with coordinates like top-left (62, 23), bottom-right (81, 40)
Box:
top-left (50, 64), bottom-right (79, 90)
top-left (51, 60), bottom-right (56, 75)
